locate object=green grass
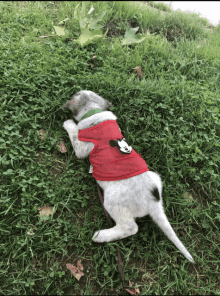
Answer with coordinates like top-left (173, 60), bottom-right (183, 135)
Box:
top-left (0, 1), bottom-right (220, 294)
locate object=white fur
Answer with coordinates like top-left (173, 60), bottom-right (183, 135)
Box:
top-left (63, 91), bottom-right (194, 262)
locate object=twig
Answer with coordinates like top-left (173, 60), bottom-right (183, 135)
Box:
top-left (36, 35), bottom-right (54, 38)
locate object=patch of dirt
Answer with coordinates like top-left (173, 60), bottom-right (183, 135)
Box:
top-left (35, 151), bottom-right (67, 181)
top-left (49, 152), bottom-right (67, 179)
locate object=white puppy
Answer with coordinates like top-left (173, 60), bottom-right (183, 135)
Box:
top-left (62, 90), bottom-right (194, 262)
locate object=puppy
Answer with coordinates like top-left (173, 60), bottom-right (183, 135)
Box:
top-left (62, 90), bottom-right (194, 262)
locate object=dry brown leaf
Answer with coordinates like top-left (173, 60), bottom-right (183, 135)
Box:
top-left (77, 259), bottom-right (84, 271)
top-left (132, 66), bottom-right (144, 79)
top-left (135, 287), bottom-right (140, 294)
top-left (66, 260), bottom-right (84, 281)
top-left (126, 280), bottom-right (140, 295)
top-left (126, 289), bottom-right (136, 295)
top-left (27, 231), bottom-right (35, 235)
top-left (32, 259), bottom-right (37, 268)
top-left (56, 140), bottom-right (67, 153)
top-left (38, 206), bottom-right (56, 221)
top-left (39, 129), bottom-right (47, 140)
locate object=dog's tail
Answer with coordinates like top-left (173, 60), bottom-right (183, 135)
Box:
top-left (147, 171), bottom-right (194, 263)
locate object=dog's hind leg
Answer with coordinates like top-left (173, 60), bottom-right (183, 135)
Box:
top-left (92, 205), bottom-right (138, 243)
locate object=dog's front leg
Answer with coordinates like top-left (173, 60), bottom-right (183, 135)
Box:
top-left (63, 120), bottom-right (94, 159)
top-left (63, 119), bottom-right (78, 147)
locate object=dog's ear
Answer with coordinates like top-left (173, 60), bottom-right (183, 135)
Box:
top-left (107, 101), bottom-right (113, 109)
top-left (62, 100), bottom-right (77, 115)
top-left (62, 101), bottom-right (73, 111)
top-left (62, 101), bottom-right (69, 110)
top-left (109, 140), bottom-right (117, 147)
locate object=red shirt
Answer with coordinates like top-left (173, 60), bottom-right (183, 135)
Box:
top-left (78, 120), bottom-right (149, 181)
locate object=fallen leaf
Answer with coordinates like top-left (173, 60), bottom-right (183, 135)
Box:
top-left (77, 259), bottom-right (84, 271)
top-left (38, 206), bottom-right (56, 221)
top-left (132, 66), bottom-right (144, 79)
top-left (27, 231), bottom-right (35, 235)
top-left (56, 140), bottom-right (67, 153)
top-left (126, 280), bottom-right (140, 295)
top-left (183, 192), bottom-right (193, 202)
top-left (32, 259), bottom-right (37, 268)
top-left (126, 289), bottom-right (136, 295)
top-left (74, 27), bottom-right (104, 47)
top-left (39, 129), bottom-right (47, 140)
top-left (88, 10), bottom-right (108, 30)
top-left (135, 287), bottom-right (140, 294)
top-left (122, 27), bottom-right (147, 46)
top-left (66, 260), bottom-right (84, 281)
top-left (88, 55), bottom-right (96, 67)
top-left (53, 26), bottom-right (65, 36)
top-left (73, 3), bottom-right (107, 46)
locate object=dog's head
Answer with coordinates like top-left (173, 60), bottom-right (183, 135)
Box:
top-left (62, 90), bottom-right (113, 121)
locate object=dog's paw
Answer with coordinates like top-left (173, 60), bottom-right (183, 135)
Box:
top-left (63, 120), bottom-right (77, 132)
top-left (92, 230), bottom-right (103, 242)
top-left (92, 229), bottom-right (120, 243)
top-left (92, 230), bottom-right (111, 243)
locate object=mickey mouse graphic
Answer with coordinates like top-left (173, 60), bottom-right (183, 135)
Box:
top-left (109, 138), bottom-right (132, 154)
